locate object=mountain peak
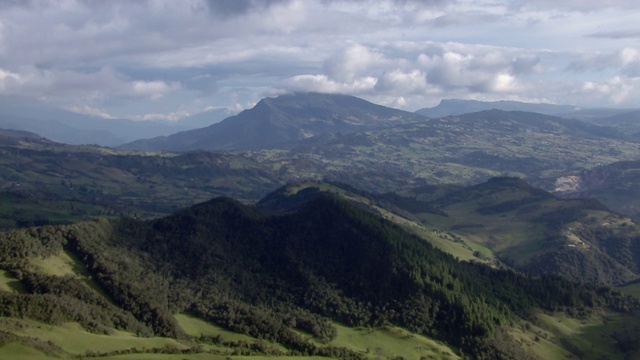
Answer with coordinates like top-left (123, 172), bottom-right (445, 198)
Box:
top-left (119, 92), bottom-right (426, 152)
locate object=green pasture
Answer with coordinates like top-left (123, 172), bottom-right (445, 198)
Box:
top-left (329, 323), bottom-right (460, 360)
top-left (175, 313), bottom-right (258, 343)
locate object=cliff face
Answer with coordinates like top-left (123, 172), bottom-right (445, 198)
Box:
top-left (554, 175), bottom-right (582, 192)
top-left (554, 161), bottom-right (640, 219)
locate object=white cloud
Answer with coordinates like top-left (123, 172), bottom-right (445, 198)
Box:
top-left (0, 0), bottom-right (639, 115)
top-left (0, 68), bottom-right (22, 91)
top-left (376, 69), bottom-right (429, 94)
top-left (133, 110), bottom-right (191, 122)
top-left (130, 80), bottom-right (181, 100)
top-left (322, 44), bottom-right (388, 83)
top-left (581, 76), bottom-right (636, 104)
top-left (279, 74), bottom-right (378, 94)
top-left (67, 105), bottom-right (117, 119)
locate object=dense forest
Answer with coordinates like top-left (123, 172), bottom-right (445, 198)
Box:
top-left (2, 192), bottom-right (639, 359)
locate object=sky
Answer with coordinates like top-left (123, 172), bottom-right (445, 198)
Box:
top-left (0, 0), bottom-right (640, 121)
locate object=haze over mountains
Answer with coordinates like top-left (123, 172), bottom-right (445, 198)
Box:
top-left (0, 96), bottom-right (231, 146)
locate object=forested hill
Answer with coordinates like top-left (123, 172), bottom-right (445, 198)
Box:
top-left (1, 192), bottom-right (638, 359)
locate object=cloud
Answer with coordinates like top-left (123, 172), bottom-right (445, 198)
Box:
top-left (279, 41), bottom-right (535, 104)
top-left (322, 44), bottom-right (388, 83)
top-left (509, 0), bottom-right (639, 12)
top-left (278, 74), bottom-right (378, 95)
top-left (375, 69), bottom-right (429, 94)
top-left (1, 0), bottom-right (640, 116)
top-left (132, 110), bottom-right (191, 122)
top-left (67, 105), bottom-right (117, 119)
top-left (0, 68), bottom-right (23, 91)
top-left (0, 66), bottom-right (182, 108)
top-left (205, 0), bottom-right (290, 17)
top-left (589, 29), bottom-right (640, 39)
top-left (581, 76), bottom-right (637, 104)
top-left (567, 48), bottom-right (640, 77)
top-left (130, 80), bottom-right (181, 100)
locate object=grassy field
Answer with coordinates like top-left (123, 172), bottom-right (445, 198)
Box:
top-left (0, 342), bottom-right (61, 360)
top-left (2, 292), bottom-right (639, 360)
top-left (0, 318), bottom-right (188, 355)
top-left (0, 315), bottom-right (463, 360)
top-left (175, 313), bottom-right (258, 343)
top-left (27, 249), bottom-right (114, 301)
top-left (0, 269), bottom-right (24, 293)
top-left (176, 313), bottom-right (462, 360)
top-left (329, 323), bottom-right (460, 360)
top-left (28, 249), bottom-right (90, 277)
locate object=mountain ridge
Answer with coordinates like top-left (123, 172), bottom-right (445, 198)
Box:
top-left (416, 98), bottom-right (579, 118)
top-left (119, 92), bottom-right (427, 152)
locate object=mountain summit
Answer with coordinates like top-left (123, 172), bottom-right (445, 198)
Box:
top-left (119, 92), bottom-right (426, 152)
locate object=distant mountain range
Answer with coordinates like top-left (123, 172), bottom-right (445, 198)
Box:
top-left (416, 99), bottom-right (579, 118)
top-left (119, 92), bottom-right (427, 151)
top-left (4, 93), bottom-right (640, 149)
top-left (119, 93), bottom-right (640, 153)
top-left (0, 95), bottom-right (230, 146)
top-left (416, 98), bottom-right (639, 120)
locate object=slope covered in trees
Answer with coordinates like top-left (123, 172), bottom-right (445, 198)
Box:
top-left (1, 192), bottom-right (639, 359)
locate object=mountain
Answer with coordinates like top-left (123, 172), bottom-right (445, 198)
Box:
top-left (119, 93), bottom-right (640, 193)
top-left (261, 180), bottom-right (640, 286)
top-left (0, 128), bottom-right (42, 139)
top-left (0, 96), bottom-right (229, 146)
top-left (119, 92), bottom-right (427, 151)
top-left (416, 99), bottom-right (640, 123)
top-left (583, 110), bottom-right (640, 138)
top-left (2, 188), bottom-right (639, 359)
top-left (416, 99), bottom-right (579, 118)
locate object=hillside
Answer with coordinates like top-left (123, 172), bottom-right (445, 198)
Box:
top-left (257, 109), bottom-right (640, 193)
top-left (259, 180), bottom-right (640, 286)
top-left (411, 177), bottom-right (640, 285)
top-left (119, 92), bottom-right (427, 152)
top-left (585, 110), bottom-right (640, 139)
top-left (0, 136), bottom-right (283, 228)
top-left (555, 160), bottom-right (640, 219)
top-left (2, 191), bottom-right (640, 359)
